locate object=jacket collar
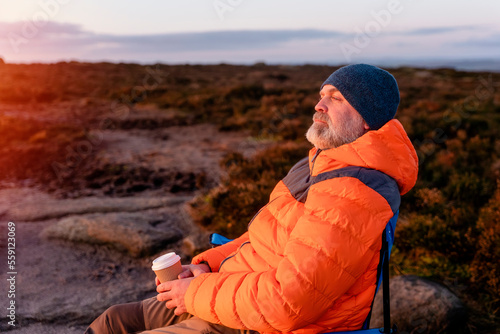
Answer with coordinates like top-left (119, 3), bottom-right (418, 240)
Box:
top-left (308, 119), bottom-right (418, 195)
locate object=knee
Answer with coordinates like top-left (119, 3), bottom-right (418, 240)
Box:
top-left (87, 301), bottom-right (144, 334)
top-left (103, 304), bottom-right (124, 321)
top-left (101, 304), bottom-right (134, 331)
top-left (86, 304), bottom-right (125, 334)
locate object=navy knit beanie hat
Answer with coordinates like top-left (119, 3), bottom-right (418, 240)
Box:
top-left (321, 64), bottom-right (400, 130)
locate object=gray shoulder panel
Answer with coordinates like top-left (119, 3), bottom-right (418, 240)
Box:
top-left (282, 161), bottom-right (400, 213)
top-left (282, 157), bottom-right (312, 203)
top-left (314, 166), bottom-right (400, 214)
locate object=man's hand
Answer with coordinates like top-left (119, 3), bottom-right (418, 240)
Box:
top-left (155, 263), bottom-right (211, 286)
top-left (157, 277), bottom-right (194, 315)
top-left (156, 263), bottom-right (211, 315)
top-left (178, 263), bottom-right (211, 279)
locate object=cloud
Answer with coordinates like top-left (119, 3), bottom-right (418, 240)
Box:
top-left (399, 25), bottom-right (481, 36)
top-left (1, 20), bottom-right (499, 65)
top-left (0, 21), bottom-right (84, 37)
top-left (0, 21), bottom-right (351, 63)
top-left (100, 29), bottom-right (346, 53)
top-left (0, 21), bottom-right (345, 53)
top-left (452, 34), bottom-right (500, 48)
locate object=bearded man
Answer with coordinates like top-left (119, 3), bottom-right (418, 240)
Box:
top-left (86, 64), bottom-right (418, 334)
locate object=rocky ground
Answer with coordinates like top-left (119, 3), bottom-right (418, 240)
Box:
top-left (0, 102), bottom-right (267, 333)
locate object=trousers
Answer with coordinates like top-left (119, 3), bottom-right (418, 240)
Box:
top-left (85, 296), bottom-right (259, 334)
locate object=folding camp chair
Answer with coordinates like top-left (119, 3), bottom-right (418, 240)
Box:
top-left (210, 211), bottom-right (399, 334)
top-left (327, 211), bottom-right (398, 334)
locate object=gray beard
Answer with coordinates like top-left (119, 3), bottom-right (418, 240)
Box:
top-left (305, 113), bottom-right (366, 149)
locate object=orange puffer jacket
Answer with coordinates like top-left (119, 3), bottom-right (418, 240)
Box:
top-left (186, 119), bottom-right (418, 333)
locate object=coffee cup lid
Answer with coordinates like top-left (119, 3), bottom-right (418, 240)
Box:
top-left (152, 252), bottom-right (181, 271)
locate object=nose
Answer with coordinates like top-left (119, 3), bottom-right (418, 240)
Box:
top-left (315, 98), bottom-right (327, 113)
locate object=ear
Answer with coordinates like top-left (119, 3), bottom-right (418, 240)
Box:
top-left (363, 122), bottom-right (370, 131)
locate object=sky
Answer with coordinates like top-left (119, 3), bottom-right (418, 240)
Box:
top-left (0, 0), bottom-right (500, 68)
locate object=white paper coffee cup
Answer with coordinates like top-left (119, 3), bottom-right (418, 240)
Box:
top-left (152, 252), bottom-right (182, 283)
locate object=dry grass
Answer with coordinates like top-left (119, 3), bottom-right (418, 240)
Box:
top-left (0, 62), bottom-right (499, 331)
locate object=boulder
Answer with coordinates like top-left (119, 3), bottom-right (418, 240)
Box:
top-left (370, 275), bottom-right (467, 334)
top-left (42, 211), bottom-right (184, 257)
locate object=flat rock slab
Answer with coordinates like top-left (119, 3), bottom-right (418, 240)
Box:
top-left (42, 210), bottom-right (186, 257)
top-left (370, 275), bottom-right (466, 333)
top-left (0, 187), bottom-right (192, 222)
top-left (3, 323), bottom-right (87, 334)
top-left (0, 220), bottom-right (160, 332)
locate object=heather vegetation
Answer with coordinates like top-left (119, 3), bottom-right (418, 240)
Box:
top-left (0, 62), bottom-right (499, 331)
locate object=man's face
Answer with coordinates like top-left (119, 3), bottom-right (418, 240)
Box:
top-left (306, 84), bottom-right (369, 150)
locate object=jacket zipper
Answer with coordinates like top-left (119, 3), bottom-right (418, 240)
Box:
top-left (219, 241), bottom-right (250, 271)
top-left (219, 152), bottom-right (316, 272)
top-left (310, 149), bottom-right (322, 176)
top-left (247, 195), bottom-right (281, 228)
top-left (219, 195), bottom-right (283, 271)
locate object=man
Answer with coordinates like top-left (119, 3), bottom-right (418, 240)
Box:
top-left (86, 64), bottom-right (418, 334)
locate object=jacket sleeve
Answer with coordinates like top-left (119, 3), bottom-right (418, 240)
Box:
top-left (184, 178), bottom-right (394, 332)
top-left (191, 232), bottom-right (249, 272)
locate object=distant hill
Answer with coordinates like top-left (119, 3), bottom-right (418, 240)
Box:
top-left (343, 58), bottom-right (500, 73)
